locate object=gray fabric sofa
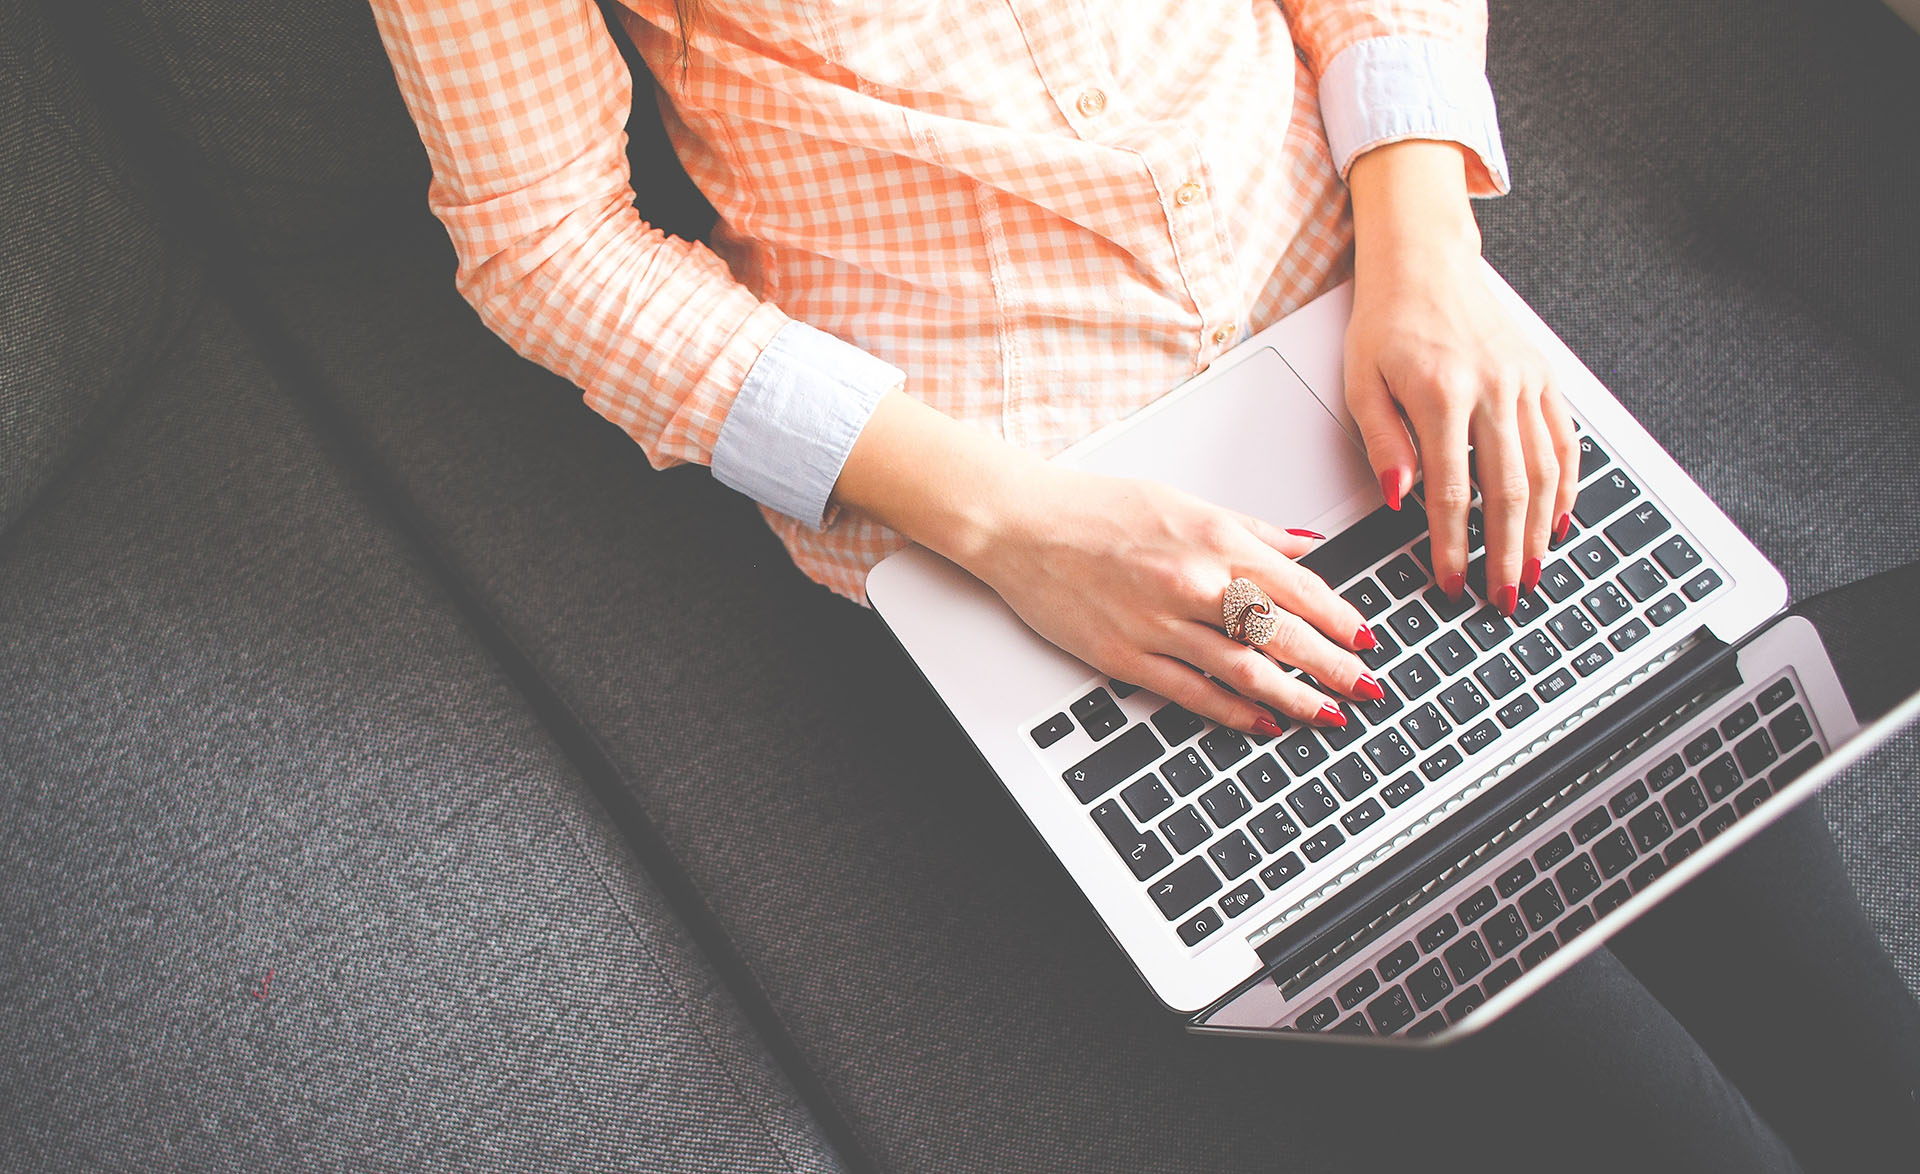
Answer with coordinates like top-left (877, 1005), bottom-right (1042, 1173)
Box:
top-left (3, 0), bottom-right (1915, 1170)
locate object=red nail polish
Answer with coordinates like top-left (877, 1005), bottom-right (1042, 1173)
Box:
top-left (1354, 673), bottom-right (1384, 702)
top-left (1315, 702), bottom-right (1348, 728)
top-left (1286, 528), bottom-right (1327, 540)
top-left (1496, 584), bottom-right (1518, 616)
top-left (1252, 715), bottom-right (1285, 738)
top-left (1444, 573), bottom-right (1466, 600)
top-left (1379, 472), bottom-right (1402, 512)
top-left (1354, 625), bottom-right (1378, 651)
top-left (1522, 557), bottom-right (1542, 594)
top-left (1554, 513), bottom-right (1572, 543)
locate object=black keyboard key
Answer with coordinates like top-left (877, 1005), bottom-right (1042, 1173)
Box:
top-left (1295, 996), bottom-right (1340, 1031)
top-left (1665, 779), bottom-right (1709, 828)
top-left (1464, 607), bottom-right (1512, 651)
top-left (1110, 680), bottom-right (1140, 698)
top-left (1534, 832), bottom-right (1576, 870)
top-left (1571, 807), bottom-right (1611, 844)
top-left (1573, 469), bottom-right (1640, 526)
top-left (1323, 754), bottom-right (1379, 802)
top-left (1285, 780), bottom-right (1340, 827)
top-left (1389, 653), bottom-right (1441, 701)
top-left (1701, 805), bottom-right (1736, 840)
top-left (1629, 805), bottom-right (1674, 852)
top-left (1458, 885), bottom-right (1498, 925)
top-left (1682, 568), bottom-right (1723, 601)
top-left (1418, 914), bottom-right (1460, 954)
top-left (1428, 630), bottom-right (1477, 677)
top-left (1355, 679), bottom-right (1406, 726)
top-left (1323, 702), bottom-right (1370, 754)
top-left (1648, 754), bottom-right (1686, 790)
top-left (1757, 677), bottom-right (1795, 714)
top-left (1236, 753), bottom-right (1287, 802)
top-left (1652, 535), bottom-right (1702, 578)
top-left (1496, 860), bottom-right (1537, 898)
top-left (1720, 703), bottom-right (1759, 741)
top-left (1160, 747), bottom-right (1212, 796)
top-left (1149, 856), bottom-right (1222, 919)
top-left (1150, 702), bottom-right (1205, 746)
top-left (1121, 774), bottom-right (1174, 821)
top-left (1208, 830), bottom-right (1263, 880)
top-left (1062, 724), bottom-right (1162, 802)
top-left (1379, 554), bottom-right (1428, 599)
top-left (1425, 584), bottom-right (1475, 622)
top-left (1769, 704), bottom-right (1813, 753)
top-left (1474, 654), bottom-right (1526, 700)
top-left (1444, 987), bottom-right (1487, 1024)
top-left (1219, 879), bottom-right (1263, 918)
top-left (1334, 1013), bottom-right (1373, 1036)
top-left (1700, 754), bottom-right (1742, 802)
top-left (1603, 503), bottom-right (1671, 556)
top-left (1593, 880), bottom-right (1632, 916)
top-left (1734, 779), bottom-right (1770, 816)
top-left (1556, 854), bottom-right (1604, 904)
top-left (1576, 434), bottom-right (1608, 480)
top-left (1557, 908), bottom-right (1597, 943)
top-left (1160, 805), bottom-right (1211, 854)
top-left (1628, 857), bottom-right (1669, 892)
top-left (1358, 623), bottom-right (1399, 671)
top-left (1619, 557), bottom-right (1667, 602)
top-left (1199, 727), bottom-right (1252, 771)
top-left (1092, 800), bottom-right (1174, 881)
top-left (1401, 702), bottom-right (1453, 750)
top-left (1340, 797), bottom-right (1386, 837)
top-left (1178, 908), bottom-right (1224, 945)
top-left (1609, 779), bottom-right (1650, 818)
top-left (1510, 631), bottom-right (1560, 677)
top-left (1583, 583), bottom-right (1634, 627)
top-left (1735, 728), bottom-right (1779, 777)
top-left (1773, 743), bottom-right (1824, 787)
top-left (1666, 827), bottom-right (1703, 865)
top-left (1535, 667), bottom-right (1578, 704)
top-left (1683, 728), bottom-right (1723, 766)
top-left (1519, 879), bottom-right (1566, 931)
top-left (1080, 705), bottom-right (1127, 740)
top-left (1366, 986), bottom-right (1417, 1035)
top-left (1337, 969), bottom-right (1383, 1010)
top-left (1481, 959), bottom-right (1524, 998)
top-left (1342, 577), bottom-right (1392, 619)
top-left (1364, 728), bottom-right (1417, 775)
top-left (1511, 589), bottom-right (1550, 628)
top-left (1439, 678), bottom-right (1489, 722)
top-left (1445, 934), bottom-right (1492, 985)
top-left (1537, 559), bottom-right (1583, 602)
top-left (1547, 605), bottom-right (1598, 650)
top-left (1071, 688), bottom-right (1115, 722)
top-left (1298, 500), bottom-right (1431, 591)
top-left (1300, 825), bottom-right (1345, 862)
top-left (1199, 780), bottom-right (1251, 828)
top-left (1275, 727), bottom-right (1330, 777)
top-left (1483, 906), bottom-right (1529, 957)
top-left (1031, 712), bottom-right (1073, 748)
top-left (1379, 942), bottom-right (1420, 981)
top-left (1496, 692), bottom-right (1540, 729)
top-left (1261, 852), bottom-right (1305, 890)
top-left (1569, 536), bottom-right (1620, 580)
top-left (1571, 643), bottom-right (1614, 677)
top-left (1379, 772), bottom-right (1424, 808)
top-left (1420, 745), bottom-right (1465, 781)
top-left (1247, 806), bottom-right (1302, 853)
top-left (1457, 719), bottom-right (1500, 756)
top-left (1593, 828), bottom-right (1638, 878)
top-left (1647, 592), bottom-right (1687, 626)
top-left (1407, 959), bottom-right (1454, 1012)
top-left (1609, 617), bottom-right (1651, 652)
top-left (1520, 937), bottom-right (1559, 970)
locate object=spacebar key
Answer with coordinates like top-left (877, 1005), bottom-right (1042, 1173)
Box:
top-left (1299, 500), bottom-right (1430, 590)
top-left (1062, 723), bottom-right (1163, 802)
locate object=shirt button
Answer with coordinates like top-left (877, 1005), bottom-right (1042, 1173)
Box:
top-left (1174, 181), bottom-right (1204, 207)
top-left (1076, 88), bottom-right (1107, 117)
top-left (1211, 324), bottom-right (1236, 346)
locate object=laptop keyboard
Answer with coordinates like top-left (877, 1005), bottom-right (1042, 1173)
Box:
top-left (1029, 431), bottom-right (1729, 949)
top-left (1280, 672), bottom-right (1823, 1037)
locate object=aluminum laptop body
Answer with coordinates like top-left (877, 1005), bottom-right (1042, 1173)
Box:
top-left (867, 264), bottom-right (1916, 1044)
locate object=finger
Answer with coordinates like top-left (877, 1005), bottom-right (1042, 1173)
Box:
top-left (1233, 544), bottom-right (1375, 655)
top-left (1412, 399), bottom-right (1474, 600)
top-left (1123, 650), bottom-right (1282, 735)
top-left (1347, 361), bottom-right (1419, 511)
top-left (1515, 388), bottom-right (1561, 596)
top-left (1232, 510), bottom-right (1325, 561)
top-left (1542, 383), bottom-right (1582, 546)
top-left (1473, 394), bottom-right (1531, 617)
top-left (1164, 622), bottom-right (1352, 729)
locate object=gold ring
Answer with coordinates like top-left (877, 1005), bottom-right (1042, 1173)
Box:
top-left (1222, 577), bottom-right (1279, 647)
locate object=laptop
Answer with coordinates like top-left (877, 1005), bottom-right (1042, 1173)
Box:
top-left (866, 264), bottom-right (1920, 1044)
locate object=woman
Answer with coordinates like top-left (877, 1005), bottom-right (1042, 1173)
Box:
top-left (370, 3), bottom-right (1920, 1168)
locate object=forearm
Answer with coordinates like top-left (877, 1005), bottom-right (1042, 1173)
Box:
top-left (1347, 139), bottom-right (1481, 273)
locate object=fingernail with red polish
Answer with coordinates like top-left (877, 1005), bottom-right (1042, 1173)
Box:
top-left (1554, 513), bottom-right (1572, 543)
top-left (1252, 715), bottom-right (1285, 738)
top-left (1354, 625), bottom-right (1378, 651)
top-left (1522, 557), bottom-right (1542, 594)
top-left (1354, 673), bottom-right (1384, 702)
top-left (1315, 702), bottom-right (1348, 728)
top-left (1496, 584), bottom-right (1519, 616)
top-left (1286, 528), bottom-right (1327, 540)
top-left (1444, 573), bottom-right (1466, 600)
top-left (1379, 472), bottom-right (1402, 512)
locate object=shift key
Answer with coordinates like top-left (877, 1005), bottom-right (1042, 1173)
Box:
top-left (1062, 723), bottom-right (1163, 802)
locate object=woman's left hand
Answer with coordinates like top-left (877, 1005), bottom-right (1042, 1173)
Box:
top-left (1343, 141), bottom-right (1582, 617)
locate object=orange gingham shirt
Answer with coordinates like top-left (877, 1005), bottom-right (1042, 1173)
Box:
top-left (370, 1), bottom-right (1508, 602)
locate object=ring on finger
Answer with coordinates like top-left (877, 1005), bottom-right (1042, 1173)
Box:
top-left (1222, 576), bottom-right (1279, 648)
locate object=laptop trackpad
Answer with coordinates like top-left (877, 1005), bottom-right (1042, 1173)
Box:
top-left (1060, 347), bottom-right (1378, 530)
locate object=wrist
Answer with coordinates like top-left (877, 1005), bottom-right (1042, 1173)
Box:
top-left (1348, 140), bottom-right (1481, 272)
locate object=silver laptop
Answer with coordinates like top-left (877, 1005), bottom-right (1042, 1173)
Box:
top-left (867, 264), bottom-right (1920, 1044)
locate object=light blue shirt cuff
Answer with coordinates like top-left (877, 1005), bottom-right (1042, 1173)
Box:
top-left (710, 320), bottom-right (902, 529)
top-left (1317, 34), bottom-right (1511, 196)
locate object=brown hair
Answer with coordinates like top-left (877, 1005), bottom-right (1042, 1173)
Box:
top-left (671, 0), bottom-right (702, 70)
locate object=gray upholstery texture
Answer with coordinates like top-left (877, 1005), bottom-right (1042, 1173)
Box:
top-left (0, 291), bottom-right (847, 1173)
